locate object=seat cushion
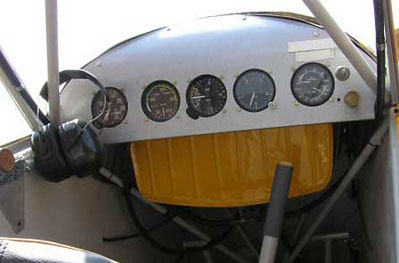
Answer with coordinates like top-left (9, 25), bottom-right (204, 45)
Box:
top-left (0, 238), bottom-right (117, 263)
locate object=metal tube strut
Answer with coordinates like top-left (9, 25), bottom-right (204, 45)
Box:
top-left (45, 0), bottom-right (60, 126)
top-left (284, 120), bottom-right (389, 263)
top-left (303, 0), bottom-right (377, 93)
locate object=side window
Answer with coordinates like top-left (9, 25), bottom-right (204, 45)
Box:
top-left (0, 83), bottom-right (32, 146)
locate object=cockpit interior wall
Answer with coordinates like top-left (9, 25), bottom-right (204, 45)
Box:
top-left (131, 124), bottom-right (333, 207)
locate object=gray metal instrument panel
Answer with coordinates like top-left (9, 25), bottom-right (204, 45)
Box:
top-left (60, 14), bottom-right (376, 144)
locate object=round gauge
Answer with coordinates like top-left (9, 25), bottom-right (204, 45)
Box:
top-left (91, 87), bottom-right (128, 128)
top-left (141, 80), bottom-right (180, 122)
top-left (291, 63), bottom-right (335, 106)
top-left (186, 75), bottom-right (227, 118)
top-left (233, 69), bottom-right (276, 112)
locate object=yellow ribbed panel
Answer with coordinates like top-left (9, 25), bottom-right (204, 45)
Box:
top-left (131, 124), bottom-right (333, 207)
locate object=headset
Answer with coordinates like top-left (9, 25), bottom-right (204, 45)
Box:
top-left (31, 69), bottom-right (105, 182)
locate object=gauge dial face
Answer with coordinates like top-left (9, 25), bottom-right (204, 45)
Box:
top-left (186, 75), bottom-right (227, 117)
top-left (233, 69), bottom-right (276, 112)
top-left (141, 81), bottom-right (180, 122)
top-left (291, 63), bottom-right (335, 106)
top-left (91, 87), bottom-right (128, 128)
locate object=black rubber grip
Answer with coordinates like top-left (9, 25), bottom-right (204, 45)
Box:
top-left (0, 49), bottom-right (21, 87)
top-left (264, 163), bottom-right (293, 238)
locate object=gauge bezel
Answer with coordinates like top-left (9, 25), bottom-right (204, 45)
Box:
top-left (290, 62), bottom-right (335, 107)
top-left (141, 80), bottom-right (180, 122)
top-left (186, 74), bottom-right (227, 118)
top-left (233, 68), bottom-right (276, 112)
top-left (91, 87), bottom-right (128, 128)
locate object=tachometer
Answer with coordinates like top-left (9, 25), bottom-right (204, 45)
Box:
top-left (291, 63), bottom-right (334, 106)
top-left (233, 69), bottom-right (276, 112)
top-left (141, 80), bottom-right (180, 122)
top-left (91, 87), bottom-right (128, 128)
top-left (186, 75), bottom-right (227, 118)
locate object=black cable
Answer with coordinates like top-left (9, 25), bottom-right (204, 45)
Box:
top-left (166, 206), bottom-right (260, 227)
top-left (373, 0), bottom-right (386, 121)
top-left (103, 214), bottom-right (174, 242)
top-left (123, 189), bottom-right (234, 255)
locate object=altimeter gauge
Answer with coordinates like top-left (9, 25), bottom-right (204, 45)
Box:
top-left (186, 75), bottom-right (227, 118)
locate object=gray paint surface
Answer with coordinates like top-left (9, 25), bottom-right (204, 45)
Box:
top-left (358, 125), bottom-right (397, 263)
top-left (0, 171), bottom-right (178, 263)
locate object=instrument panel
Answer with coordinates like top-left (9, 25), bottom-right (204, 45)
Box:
top-left (60, 13), bottom-right (376, 143)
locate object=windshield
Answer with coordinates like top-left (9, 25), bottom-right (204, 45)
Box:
top-left (0, 0), bottom-right (398, 145)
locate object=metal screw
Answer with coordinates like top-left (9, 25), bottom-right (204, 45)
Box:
top-left (294, 101), bottom-right (299, 106)
top-left (325, 62), bottom-right (331, 67)
top-left (96, 61), bottom-right (102, 67)
top-left (144, 118), bottom-right (149, 122)
top-left (268, 101), bottom-right (277, 110)
top-left (173, 80), bottom-right (178, 86)
top-left (329, 98), bottom-right (334, 103)
top-left (237, 108), bottom-right (242, 112)
top-left (175, 114), bottom-right (180, 119)
top-left (222, 109), bottom-right (227, 113)
top-left (313, 32), bottom-right (320, 37)
top-left (219, 75), bottom-right (224, 80)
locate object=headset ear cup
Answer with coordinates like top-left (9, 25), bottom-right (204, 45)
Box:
top-left (30, 123), bottom-right (70, 182)
top-left (58, 119), bottom-right (103, 177)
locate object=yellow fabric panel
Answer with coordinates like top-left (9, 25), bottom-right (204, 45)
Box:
top-left (131, 124), bottom-right (333, 207)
